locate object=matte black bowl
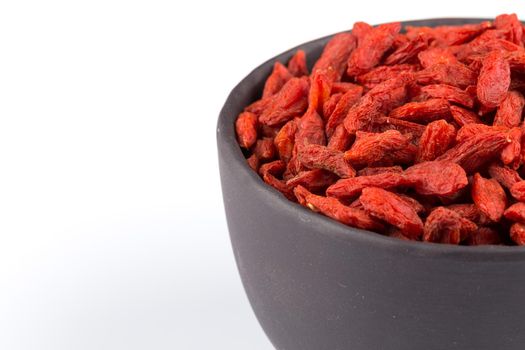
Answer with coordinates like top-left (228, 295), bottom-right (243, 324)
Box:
top-left (218, 18), bottom-right (525, 350)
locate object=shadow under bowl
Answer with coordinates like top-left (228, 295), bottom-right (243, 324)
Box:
top-left (217, 18), bottom-right (525, 350)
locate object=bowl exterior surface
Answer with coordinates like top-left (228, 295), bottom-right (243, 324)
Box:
top-left (218, 18), bottom-right (525, 350)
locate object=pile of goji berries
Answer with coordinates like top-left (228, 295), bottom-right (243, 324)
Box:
top-left (236, 14), bottom-right (525, 245)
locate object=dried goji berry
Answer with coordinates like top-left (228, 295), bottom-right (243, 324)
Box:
top-left (493, 90), bottom-right (525, 127)
top-left (347, 22), bottom-right (401, 76)
top-left (325, 85), bottom-right (363, 136)
top-left (404, 160), bottom-right (468, 196)
top-left (259, 77), bottom-right (310, 126)
top-left (351, 21), bottom-right (373, 45)
top-left (423, 207), bottom-right (477, 244)
top-left (295, 109), bottom-right (326, 149)
top-left (287, 50), bottom-right (309, 77)
top-left (511, 180), bottom-right (525, 201)
top-left (308, 69), bottom-right (333, 115)
top-left (510, 222), bottom-right (525, 245)
top-left (298, 144), bottom-right (355, 178)
top-left (494, 13), bottom-right (523, 46)
top-left (294, 185), bottom-right (385, 231)
top-left (504, 202), bottom-right (525, 223)
top-left (313, 33), bottom-right (356, 82)
top-left (331, 82), bottom-right (363, 94)
top-left (419, 84), bottom-right (474, 108)
top-left (327, 124), bottom-right (353, 152)
top-left (344, 130), bottom-right (410, 167)
top-left (246, 154), bottom-right (259, 172)
top-left (371, 116), bottom-right (426, 138)
top-left (416, 119), bottom-right (456, 162)
top-left (235, 111), bottom-right (258, 149)
top-left (259, 160), bottom-right (295, 200)
top-left (446, 203), bottom-right (492, 226)
top-left (437, 130), bottom-right (511, 173)
top-left (326, 172), bottom-right (406, 200)
top-left (356, 64), bottom-right (417, 89)
top-left (397, 193), bottom-right (426, 214)
top-left (471, 173), bottom-right (507, 222)
top-left (454, 124), bottom-right (506, 143)
top-left (434, 21), bottom-right (492, 46)
top-left (384, 34), bottom-right (428, 65)
top-left (286, 169), bottom-right (338, 193)
top-left (488, 163), bottom-right (523, 189)
top-left (357, 165), bottom-right (403, 176)
top-left (359, 187), bottom-right (424, 239)
top-left (466, 227), bottom-right (502, 245)
top-left (500, 127), bottom-right (521, 168)
top-left (477, 50), bottom-right (510, 108)
top-left (322, 93), bottom-right (343, 120)
top-left (416, 62), bottom-right (477, 88)
top-left (389, 98), bottom-right (451, 123)
top-left (449, 105), bottom-right (482, 126)
top-left (274, 119), bottom-right (298, 163)
top-left (418, 47), bottom-right (458, 68)
top-left (262, 62), bottom-right (293, 98)
top-left (253, 137), bottom-right (276, 162)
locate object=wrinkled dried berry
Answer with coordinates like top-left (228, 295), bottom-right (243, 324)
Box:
top-left (416, 120), bottom-right (456, 162)
top-left (424, 207), bottom-right (477, 244)
top-left (298, 144), bottom-right (356, 178)
top-left (294, 185), bottom-right (384, 231)
top-left (471, 173), bottom-right (507, 222)
top-left (360, 187), bottom-right (423, 238)
top-left (510, 222), bottom-right (525, 245)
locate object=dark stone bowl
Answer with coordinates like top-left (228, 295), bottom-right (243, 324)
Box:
top-left (217, 18), bottom-right (525, 350)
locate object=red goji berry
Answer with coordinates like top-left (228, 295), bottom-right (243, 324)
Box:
top-left (262, 62), bottom-right (293, 98)
top-left (326, 172), bottom-right (406, 200)
top-left (347, 22), bottom-right (401, 76)
top-left (423, 207), bottom-right (477, 244)
top-left (327, 124), bottom-right (353, 152)
top-left (344, 130), bottom-right (410, 167)
top-left (493, 90), bottom-right (525, 128)
top-left (471, 173), bottom-right (507, 222)
top-left (449, 105), bottom-right (482, 126)
top-left (294, 185), bottom-right (385, 231)
top-left (287, 50), bottom-right (309, 77)
top-left (437, 130), bottom-right (511, 173)
top-left (235, 111), bottom-right (258, 149)
top-left (477, 50), bottom-right (510, 108)
top-left (273, 119), bottom-right (298, 163)
top-left (504, 202), bottom-right (525, 223)
top-left (360, 187), bottom-right (424, 239)
top-left (389, 98), bottom-right (451, 123)
top-left (419, 84), bottom-right (474, 108)
top-left (488, 163), bottom-right (523, 189)
top-left (325, 85), bottom-right (363, 136)
top-left (322, 93), bottom-right (343, 120)
top-left (446, 203), bottom-right (492, 226)
top-left (286, 169), bottom-right (338, 193)
top-left (510, 222), bottom-right (525, 245)
top-left (357, 165), bottom-right (403, 176)
top-left (404, 160), bottom-right (468, 196)
top-left (511, 180), bottom-right (525, 201)
top-left (313, 33), bottom-right (356, 82)
top-left (259, 77), bottom-right (310, 126)
top-left (416, 119), bottom-right (456, 162)
top-left (466, 227), bottom-right (502, 245)
top-left (298, 144), bottom-right (356, 178)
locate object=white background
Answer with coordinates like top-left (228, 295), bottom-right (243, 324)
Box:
top-left (0, 1), bottom-right (523, 349)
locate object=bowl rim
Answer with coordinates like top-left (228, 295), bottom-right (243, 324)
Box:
top-left (217, 17), bottom-right (525, 260)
